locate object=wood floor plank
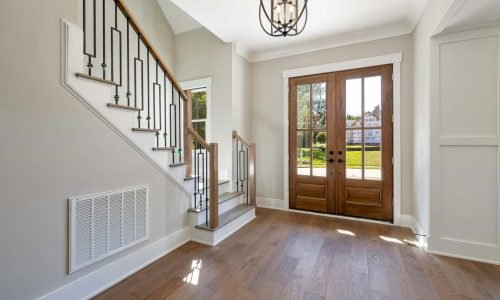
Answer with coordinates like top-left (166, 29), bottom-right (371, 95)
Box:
top-left (94, 208), bottom-right (500, 300)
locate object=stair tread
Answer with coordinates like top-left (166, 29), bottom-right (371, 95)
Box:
top-left (153, 147), bottom-right (175, 151)
top-left (184, 175), bottom-right (201, 181)
top-left (188, 191), bottom-right (245, 213)
top-left (195, 204), bottom-right (255, 231)
top-left (170, 163), bottom-right (187, 167)
top-left (107, 103), bottom-right (141, 111)
top-left (132, 128), bottom-right (160, 133)
top-left (76, 73), bottom-right (118, 86)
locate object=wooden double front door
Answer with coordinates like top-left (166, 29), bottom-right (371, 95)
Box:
top-left (289, 65), bottom-right (394, 221)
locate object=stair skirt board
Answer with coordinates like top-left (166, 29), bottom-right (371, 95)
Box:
top-left (61, 20), bottom-right (191, 199)
top-left (191, 207), bottom-right (256, 246)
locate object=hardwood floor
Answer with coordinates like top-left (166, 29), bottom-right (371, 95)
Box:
top-left (94, 208), bottom-right (500, 300)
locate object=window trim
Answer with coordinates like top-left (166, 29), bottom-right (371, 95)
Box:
top-left (180, 78), bottom-right (212, 142)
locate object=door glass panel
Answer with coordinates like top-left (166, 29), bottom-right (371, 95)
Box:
top-left (297, 84), bottom-right (310, 129)
top-left (346, 78), bottom-right (362, 128)
top-left (312, 131), bottom-right (327, 177)
top-left (364, 129), bottom-right (382, 180)
top-left (364, 76), bottom-right (382, 128)
top-left (346, 130), bottom-right (362, 179)
top-left (297, 131), bottom-right (311, 176)
top-left (312, 83), bottom-right (327, 129)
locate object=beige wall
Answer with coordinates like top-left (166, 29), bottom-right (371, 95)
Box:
top-left (232, 47), bottom-right (252, 141)
top-left (175, 28), bottom-right (233, 176)
top-left (0, 1), bottom-right (186, 299)
top-left (251, 35), bottom-right (414, 215)
top-left (411, 0), bottom-right (454, 234)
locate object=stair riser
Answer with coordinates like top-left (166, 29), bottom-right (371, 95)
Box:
top-left (191, 207), bottom-right (256, 246)
top-left (188, 194), bottom-right (245, 225)
top-left (183, 180), bottom-right (234, 199)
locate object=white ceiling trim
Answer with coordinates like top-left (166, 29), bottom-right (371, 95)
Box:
top-left (248, 21), bottom-right (413, 62)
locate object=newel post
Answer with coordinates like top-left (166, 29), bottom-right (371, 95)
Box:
top-left (209, 143), bottom-right (219, 228)
top-left (248, 143), bottom-right (256, 206)
top-left (183, 90), bottom-right (193, 178)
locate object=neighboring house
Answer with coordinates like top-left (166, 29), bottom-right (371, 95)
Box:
top-left (346, 112), bottom-right (382, 144)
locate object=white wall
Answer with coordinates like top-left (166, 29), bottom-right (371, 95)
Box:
top-left (251, 35), bottom-right (414, 216)
top-left (411, 0), bottom-right (454, 235)
top-left (175, 28), bottom-right (233, 176)
top-left (429, 27), bottom-right (500, 264)
top-left (0, 1), bottom-right (186, 299)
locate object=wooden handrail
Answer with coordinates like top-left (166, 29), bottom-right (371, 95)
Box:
top-left (232, 130), bottom-right (249, 146)
top-left (188, 127), bottom-right (210, 149)
top-left (116, 0), bottom-right (187, 100)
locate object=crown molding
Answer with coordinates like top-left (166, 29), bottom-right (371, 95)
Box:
top-left (247, 21), bottom-right (413, 62)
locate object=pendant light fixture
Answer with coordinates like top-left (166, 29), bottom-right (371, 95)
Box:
top-left (259, 0), bottom-right (308, 37)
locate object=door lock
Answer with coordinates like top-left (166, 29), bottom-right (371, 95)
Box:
top-left (338, 159), bottom-right (344, 163)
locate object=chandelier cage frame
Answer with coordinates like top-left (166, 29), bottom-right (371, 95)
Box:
top-left (259, 0), bottom-right (309, 37)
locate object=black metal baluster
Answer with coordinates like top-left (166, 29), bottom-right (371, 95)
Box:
top-left (146, 48), bottom-right (151, 129)
top-left (134, 32), bottom-right (143, 127)
top-left (154, 62), bottom-right (160, 147)
top-left (163, 74), bottom-right (168, 147)
top-left (236, 140), bottom-right (239, 192)
top-left (126, 17), bottom-right (131, 106)
top-left (101, 0), bottom-right (107, 79)
top-left (205, 148), bottom-right (209, 222)
top-left (170, 88), bottom-right (177, 163)
top-left (246, 147), bottom-right (249, 204)
top-left (193, 140), bottom-right (198, 209)
top-left (196, 145), bottom-right (202, 208)
top-left (111, 0), bottom-right (122, 104)
top-left (240, 147), bottom-right (245, 192)
top-left (83, 0), bottom-right (96, 75)
top-left (178, 92), bottom-right (183, 162)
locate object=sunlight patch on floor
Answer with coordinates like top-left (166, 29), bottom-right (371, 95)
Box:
top-left (379, 236), bottom-right (404, 244)
top-left (182, 259), bottom-right (202, 285)
top-left (337, 229), bottom-right (356, 236)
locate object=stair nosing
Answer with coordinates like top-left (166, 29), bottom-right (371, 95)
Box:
top-left (132, 128), bottom-right (160, 133)
top-left (152, 147), bottom-right (175, 151)
top-left (107, 103), bottom-right (141, 111)
top-left (169, 163), bottom-right (187, 167)
top-left (76, 72), bottom-right (118, 86)
top-left (195, 204), bottom-right (255, 231)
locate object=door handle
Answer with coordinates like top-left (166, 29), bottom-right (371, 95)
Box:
top-left (328, 158), bottom-right (334, 163)
top-left (337, 159), bottom-right (344, 163)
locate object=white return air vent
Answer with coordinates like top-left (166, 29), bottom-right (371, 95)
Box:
top-left (69, 185), bottom-right (149, 273)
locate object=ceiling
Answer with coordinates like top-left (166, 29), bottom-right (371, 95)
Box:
top-left (160, 0), bottom-right (428, 61)
top-left (444, 0), bottom-right (500, 31)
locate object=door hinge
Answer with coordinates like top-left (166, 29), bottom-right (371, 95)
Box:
top-left (392, 157), bottom-right (394, 165)
top-left (392, 115), bottom-right (394, 123)
top-left (392, 73), bottom-right (394, 81)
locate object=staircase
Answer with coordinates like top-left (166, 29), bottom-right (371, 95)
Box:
top-left (61, 0), bottom-right (256, 246)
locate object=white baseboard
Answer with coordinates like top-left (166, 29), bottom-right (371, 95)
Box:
top-left (426, 249), bottom-right (500, 266)
top-left (256, 197), bottom-right (287, 210)
top-left (38, 227), bottom-right (191, 300)
top-left (400, 214), bottom-right (427, 236)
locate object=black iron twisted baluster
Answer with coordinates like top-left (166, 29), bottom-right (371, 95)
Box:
top-left (236, 140), bottom-right (239, 192)
top-left (101, 0), bottom-right (107, 79)
top-left (126, 17), bottom-right (131, 106)
top-left (240, 146), bottom-right (245, 192)
top-left (154, 61), bottom-right (160, 147)
top-left (163, 74), bottom-right (168, 147)
top-left (178, 92), bottom-right (183, 162)
top-left (205, 147), bottom-right (209, 223)
top-left (246, 146), bottom-right (249, 205)
top-left (198, 144), bottom-right (204, 210)
top-left (134, 32), bottom-right (144, 127)
top-left (83, 0), bottom-right (96, 75)
top-left (146, 48), bottom-right (151, 129)
top-left (193, 140), bottom-right (198, 209)
top-left (111, 0), bottom-right (122, 104)
top-left (170, 88), bottom-right (177, 163)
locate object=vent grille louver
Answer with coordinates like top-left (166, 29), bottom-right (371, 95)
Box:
top-left (69, 185), bottom-right (149, 273)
